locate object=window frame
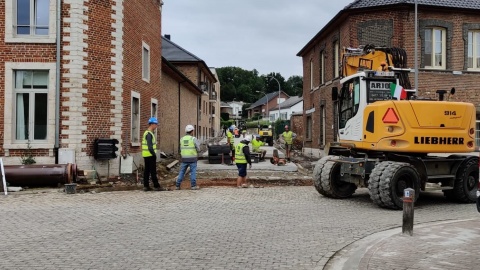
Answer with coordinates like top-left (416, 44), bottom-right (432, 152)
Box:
top-left (424, 27), bottom-right (446, 69)
top-left (310, 59), bottom-right (314, 90)
top-left (5, 0), bottom-right (56, 43)
top-left (334, 41), bottom-right (340, 78)
top-left (467, 30), bottom-right (480, 71)
top-left (306, 116), bottom-right (312, 140)
top-left (3, 62), bottom-right (56, 151)
top-left (151, 98), bottom-right (158, 137)
top-left (131, 91), bottom-right (141, 146)
top-left (142, 41), bottom-right (150, 82)
top-left (320, 51), bottom-right (325, 85)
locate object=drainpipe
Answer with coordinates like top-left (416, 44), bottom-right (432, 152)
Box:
top-left (54, 0), bottom-right (61, 163)
top-left (178, 80), bottom-right (186, 154)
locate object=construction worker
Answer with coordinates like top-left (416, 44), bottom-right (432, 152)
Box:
top-left (252, 134), bottom-right (266, 161)
top-left (226, 125), bottom-right (235, 163)
top-left (235, 136), bottom-right (252, 188)
top-left (281, 125), bottom-right (296, 162)
top-left (176, 125), bottom-right (201, 190)
top-left (142, 117), bottom-right (165, 191)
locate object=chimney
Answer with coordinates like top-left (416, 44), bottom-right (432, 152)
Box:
top-left (165, 34), bottom-right (171, 40)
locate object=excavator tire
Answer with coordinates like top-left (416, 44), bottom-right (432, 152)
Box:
top-left (369, 161), bottom-right (420, 209)
top-left (313, 155), bottom-right (357, 198)
top-left (446, 157), bottom-right (478, 203)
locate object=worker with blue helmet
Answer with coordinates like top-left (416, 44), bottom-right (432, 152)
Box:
top-left (141, 116), bottom-right (164, 191)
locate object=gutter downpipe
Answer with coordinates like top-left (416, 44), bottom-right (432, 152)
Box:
top-left (178, 80), bottom-right (186, 154)
top-left (54, 0), bottom-right (61, 163)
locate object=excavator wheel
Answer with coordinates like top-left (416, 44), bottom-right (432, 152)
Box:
top-left (369, 161), bottom-right (420, 209)
top-left (313, 155), bottom-right (357, 198)
top-left (444, 157), bottom-right (478, 203)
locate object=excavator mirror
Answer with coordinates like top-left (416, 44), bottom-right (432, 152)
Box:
top-left (450, 87), bottom-right (456, 95)
top-left (332, 87), bottom-right (338, 101)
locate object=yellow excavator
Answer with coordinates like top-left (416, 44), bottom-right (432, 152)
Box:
top-left (313, 45), bottom-right (478, 209)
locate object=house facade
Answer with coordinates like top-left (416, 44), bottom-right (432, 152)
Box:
top-left (1, 0), bottom-right (164, 177)
top-left (269, 96), bottom-right (303, 122)
top-left (246, 92), bottom-right (289, 120)
top-left (161, 36), bottom-right (218, 144)
top-left (297, 0), bottom-right (480, 157)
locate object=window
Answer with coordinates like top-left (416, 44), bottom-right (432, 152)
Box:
top-left (339, 78), bottom-right (360, 129)
top-left (468, 31), bottom-right (480, 70)
top-left (16, 0), bottom-right (49, 35)
top-left (151, 98), bottom-right (158, 137)
top-left (424, 28), bottom-right (446, 69)
top-left (320, 104), bottom-right (326, 147)
top-left (14, 70), bottom-right (48, 141)
top-left (320, 51), bottom-right (325, 85)
top-left (142, 42), bottom-right (150, 82)
top-left (306, 116), bottom-right (312, 140)
top-left (4, 62), bottom-right (56, 151)
top-left (6, 0), bottom-right (55, 43)
top-left (334, 41), bottom-right (339, 78)
top-left (131, 92), bottom-right (140, 145)
top-left (310, 59), bottom-right (314, 89)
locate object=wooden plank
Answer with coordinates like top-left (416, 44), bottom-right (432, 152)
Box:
top-left (166, 160), bottom-right (179, 170)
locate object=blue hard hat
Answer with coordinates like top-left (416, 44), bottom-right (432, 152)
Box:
top-left (148, 117), bottom-right (158, 124)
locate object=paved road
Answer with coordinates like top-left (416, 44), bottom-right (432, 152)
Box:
top-left (1, 186), bottom-right (478, 270)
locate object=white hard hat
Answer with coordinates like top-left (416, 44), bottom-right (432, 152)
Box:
top-left (245, 135), bottom-right (252, 142)
top-left (185, 124), bottom-right (194, 132)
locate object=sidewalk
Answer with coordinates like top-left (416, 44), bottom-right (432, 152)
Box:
top-left (324, 218), bottom-right (480, 270)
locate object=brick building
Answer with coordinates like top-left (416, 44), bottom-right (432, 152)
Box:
top-left (297, 0), bottom-right (480, 157)
top-left (1, 0), bottom-right (163, 177)
top-left (161, 36), bottom-right (219, 146)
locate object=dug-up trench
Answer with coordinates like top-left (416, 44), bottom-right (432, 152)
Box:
top-left (69, 151), bottom-right (316, 194)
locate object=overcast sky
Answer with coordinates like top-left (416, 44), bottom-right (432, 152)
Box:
top-left (162, 0), bottom-right (354, 79)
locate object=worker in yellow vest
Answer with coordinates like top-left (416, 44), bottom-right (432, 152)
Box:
top-left (142, 117), bottom-right (165, 191)
top-left (281, 125), bottom-right (296, 162)
top-left (252, 134), bottom-right (266, 161)
top-left (175, 125), bottom-right (201, 190)
top-left (235, 136), bottom-right (252, 188)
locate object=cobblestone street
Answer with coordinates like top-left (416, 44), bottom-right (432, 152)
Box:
top-left (0, 187), bottom-right (477, 270)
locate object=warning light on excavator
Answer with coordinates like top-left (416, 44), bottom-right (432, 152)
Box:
top-left (382, 108), bottom-right (399, 124)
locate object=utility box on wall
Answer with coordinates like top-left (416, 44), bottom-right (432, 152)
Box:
top-left (94, 138), bottom-right (119, 160)
top-left (58, 149), bottom-right (76, 164)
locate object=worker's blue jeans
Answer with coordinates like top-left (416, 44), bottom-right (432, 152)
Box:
top-left (176, 161), bottom-right (197, 187)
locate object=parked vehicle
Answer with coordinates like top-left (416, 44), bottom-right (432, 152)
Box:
top-left (258, 125), bottom-right (274, 146)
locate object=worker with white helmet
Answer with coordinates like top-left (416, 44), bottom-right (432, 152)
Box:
top-left (141, 117), bottom-right (165, 191)
top-left (175, 124), bottom-right (201, 190)
top-left (235, 135), bottom-right (253, 188)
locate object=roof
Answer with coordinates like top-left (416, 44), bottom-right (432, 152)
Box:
top-left (247, 92), bottom-right (281, 110)
top-left (220, 101), bottom-right (231, 108)
top-left (270, 96), bottom-right (303, 110)
top-left (162, 36), bottom-right (217, 82)
top-left (297, 0), bottom-right (480, 56)
top-left (162, 36), bottom-right (203, 62)
top-left (346, 0), bottom-right (480, 10)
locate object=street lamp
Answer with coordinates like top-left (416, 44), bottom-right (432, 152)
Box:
top-left (256, 91), bottom-right (268, 121)
top-left (268, 76), bottom-right (281, 120)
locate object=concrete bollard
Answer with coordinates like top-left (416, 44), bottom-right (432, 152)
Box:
top-left (402, 188), bottom-right (415, 236)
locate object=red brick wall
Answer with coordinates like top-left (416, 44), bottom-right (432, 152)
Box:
top-left (83, 1), bottom-right (116, 155)
top-left (122, 0), bottom-right (162, 154)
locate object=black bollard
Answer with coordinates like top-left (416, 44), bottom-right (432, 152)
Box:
top-left (402, 188), bottom-right (415, 236)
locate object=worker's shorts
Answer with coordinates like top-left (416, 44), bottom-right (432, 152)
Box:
top-left (285, 143), bottom-right (292, 151)
top-left (236, 164), bottom-right (247, 177)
